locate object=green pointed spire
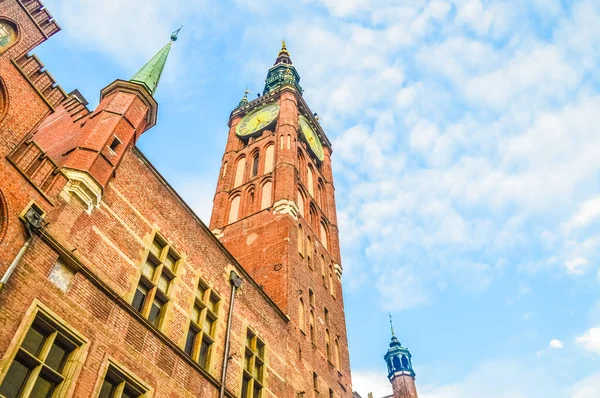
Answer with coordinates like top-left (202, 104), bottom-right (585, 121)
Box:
top-left (130, 27), bottom-right (181, 95)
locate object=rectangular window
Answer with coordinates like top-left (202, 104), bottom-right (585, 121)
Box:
top-left (184, 280), bottom-right (220, 370)
top-left (131, 234), bottom-right (179, 329)
top-left (98, 363), bottom-right (148, 398)
top-left (241, 330), bottom-right (265, 398)
top-left (0, 312), bottom-right (85, 398)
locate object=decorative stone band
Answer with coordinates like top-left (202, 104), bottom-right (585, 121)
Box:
top-left (390, 369), bottom-right (416, 380)
top-left (334, 263), bottom-right (343, 279)
top-left (211, 228), bottom-right (224, 239)
top-left (272, 199), bottom-right (299, 220)
top-left (60, 168), bottom-right (102, 213)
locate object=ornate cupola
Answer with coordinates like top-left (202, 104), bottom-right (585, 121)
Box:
top-left (263, 40), bottom-right (303, 95)
top-left (384, 315), bottom-right (419, 398)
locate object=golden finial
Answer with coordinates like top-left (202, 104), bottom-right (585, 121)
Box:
top-left (278, 39), bottom-right (290, 56)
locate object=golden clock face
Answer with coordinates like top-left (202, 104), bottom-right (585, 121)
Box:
top-left (299, 115), bottom-right (324, 162)
top-left (236, 104), bottom-right (280, 137)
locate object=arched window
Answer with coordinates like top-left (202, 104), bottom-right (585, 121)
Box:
top-left (309, 289), bottom-right (315, 307)
top-left (260, 181), bottom-right (272, 210)
top-left (228, 196), bottom-right (241, 224)
top-left (221, 161), bottom-right (228, 177)
top-left (298, 224), bottom-right (304, 256)
top-left (309, 205), bottom-right (317, 229)
top-left (297, 151), bottom-right (305, 184)
top-left (307, 166), bottom-right (314, 196)
top-left (297, 189), bottom-right (305, 217)
top-left (287, 134), bottom-right (291, 150)
top-left (299, 298), bottom-right (306, 332)
top-left (329, 264), bottom-right (335, 297)
top-left (280, 135), bottom-right (285, 150)
top-left (321, 256), bottom-right (326, 285)
top-left (317, 183), bottom-right (323, 208)
top-left (320, 222), bottom-right (328, 250)
top-left (309, 310), bottom-right (316, 343)
top-left (264, 144), bottom-right (274, 173)
top-left (307, 236), bottom-right (313, 269)
top-left (325, 329), bottom-right (331, 362)
top-left (0, 77), bottom-right (7, 122)
top-left (251, 152), bottom-right (259, 178)
top-left (334, 338), bottom-right (341, 370)
top-left (393, 356), bottom-right (401, 371)
top-left (234, 157), bottom-right (246, 187)
top-left (247, 189), bottom-right (255, 215)
top-left (0, 189), bottom-right (6, 242)
top-left (0, 20), bottom-right (18, 54)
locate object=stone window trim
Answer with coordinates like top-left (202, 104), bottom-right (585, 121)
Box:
top-left (184, 277), bottom-right (221, 372)
top-left (0, 18), bottom-right (20, 55)
top-left (0, 299), bottom-right (88, 398)
top-left (94, 358), bottom-right (152, 398)
top-left (131, 231), bottom-right (181, 330)
top-left (241, 328), bottom-right (266, 398)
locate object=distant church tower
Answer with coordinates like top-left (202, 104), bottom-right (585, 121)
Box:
top-left (384, 316), bottom-right (419, 398)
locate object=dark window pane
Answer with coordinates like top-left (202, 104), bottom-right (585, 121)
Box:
top-left (199, 338), bottom-right (211, 369)
top-left (202, 316), bottom-right (214, 335)
top-left (132, 287), bottom-right (146, 313)
top-left (29, 375), bottom-right (57, 398)
top-left (0, 358), bottom-right (31, 398)
top-left (254, 362), bottom-right (263, 381)
top-left (21, 325), bottom-right (46, 356)
top-left (148, 300), bottom-right (163, 326)
top-left (98, 378), bottom-right (117, 398)
top-left (184, 328), bottom-right (197, 356)
top-left (244, 352), bottom-right (252, 372)
top-left (123, 385), bottom-right (141, 398)
top-left (253, 383), bottom-right (261, 398)
top-left (45, 341), bottom-right (71, 373)
top-left (241, 377), bottom-right (249, 398)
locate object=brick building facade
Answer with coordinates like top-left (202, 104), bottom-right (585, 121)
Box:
top-left (0, 1), bottom-right (353, 397)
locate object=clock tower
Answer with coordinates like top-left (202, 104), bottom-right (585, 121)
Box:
top-left (209, 42), bottom-right (351, 395)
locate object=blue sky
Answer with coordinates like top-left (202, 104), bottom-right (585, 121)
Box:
top-left (36, 0), bottom-right (600, 396)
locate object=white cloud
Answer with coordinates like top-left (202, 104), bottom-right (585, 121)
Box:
top-left (565, 257), bottom-right (589, 275)
top-left (571, 372), bottom-right (600, 398)
top-left (563, 196), bottom-right (600, 232)
top-left (576, 327), bottom-right (600, 356)
top-left (376, 267), bottom-right (429, 311)
top-left (352, 370), bottom-right (393, 398)
top-left (549, 339), bottom-right (564, 349)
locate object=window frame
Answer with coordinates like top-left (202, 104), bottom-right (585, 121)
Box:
top-left (0, 300), bottom-right (88, 398)
top-left (184, 278), bottom-right (221, 371)
top-left (132, 233), bottom-right (180, 330)
top-left (95, 360), bottom-right (151, 398)
top-left (241, 329), bottom-right (266, 398)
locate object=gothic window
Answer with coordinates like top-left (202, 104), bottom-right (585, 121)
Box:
top-left (185, 279), bottom-right (220, 370)
top-left (298, 298), bottom-right (306, 333)
top-left (393, 355), bottom-right (401, 371)
top-left (319, 222), bottom-right (328, 250)
top-left (297, 224), bottom-right (304, 256)
top-left (328, 264), bottom-right (335, 297)
top-left (251, 153), bottom-right (259, 178)
top-left (325, 329), bottom-right (331, 363)
top-left (306, 236), bottom-right (313, 269)
top-left (0, 311), bottom-right (86, 398)
top-left (312, 372), bottom-right (319, 393)
top-left (334, 338), bottom-right (341, 371)
top-left (264, 144), bottom-right (274, 173)
top-left (234, 157), bottom-right (246, 187)
top-left (324, 307), bottom-right (329, 325)
top-left (228, 196), bottom-right (241, 224)
top-left (132, 234), bottom-right (179, 329)
top-left (222, 161), bottom-right (228, 177)
top-left (309, 310), bottom-right (316, 344)
top-left (297, 151), bottom-right (305, 184)
top-left (280, 136), bottom-right (284, 150)
top-left (287, 134), bottom-right (291, 150)
top-left (309, 205), bottom-right (317, 229)
top-left (260, 180), bottom-right (272, 210)
top-left (321, 256), bottom-right (326, 286)
top-left (309, 289), bottom-right (315, 308)
top-left (297, 189), bottom-right (305, 217)
top-left (242, 330), bottom-right (265, 398)
top-left (0, 78), bottom-right (7, 123)
top-left (247, 189), bottom-right (255, 215)
top-left (329, 388), bottom-right (334, 398)
top-left (307, 166), bottom-right (314, 196)
top-left (0, 20), bottom-right (18, 54)
top-left (401, 355), bottom-right (409, 369)
top-left (98, 363), bottom-right (149, 398)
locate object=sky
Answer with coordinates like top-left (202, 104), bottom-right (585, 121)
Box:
top-left (34, 0), bottom-right (600, 396)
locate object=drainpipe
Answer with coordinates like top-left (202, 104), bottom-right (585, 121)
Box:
top-left (0, 207), bottom-right (44, 293)
top-left (219, 270), bottom-right (243, 398)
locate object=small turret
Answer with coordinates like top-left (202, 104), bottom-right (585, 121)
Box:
top-left (384, 315), bottom-right (419, 398)
top-left (263, 40), bottom-right (302, 94)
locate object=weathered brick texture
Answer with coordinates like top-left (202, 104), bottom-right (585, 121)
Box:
top-left (0, 1), bottom-right (354, 397)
